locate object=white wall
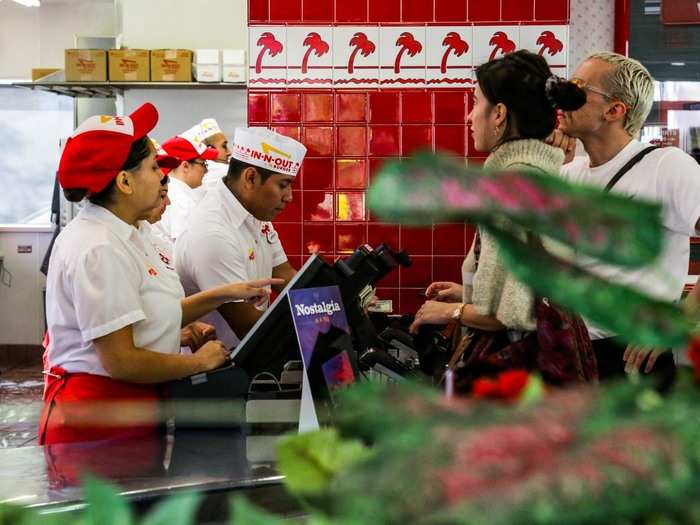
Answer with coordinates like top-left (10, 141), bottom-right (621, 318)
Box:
top-left (0, 0), bottom-right (115, 80)
top-left (118, 0), bottom-right (249, 143)
top-left (119, 0), bottom-right (247, 50)
top-left (0, 228), bottom-right (52, 345)
top-left (569, 0), bottom-right (615, 71)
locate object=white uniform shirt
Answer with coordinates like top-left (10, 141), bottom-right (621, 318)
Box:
top-left (198, 160), bottom-right (228, 197)
top-left (175, 178), bottom-right (287, 349)
top-left (561, 140), bottom-right (700, 339)
top-left (160, 177), bottom-right (201, 242)
top-left (46, 203), bottom-right (185, 376)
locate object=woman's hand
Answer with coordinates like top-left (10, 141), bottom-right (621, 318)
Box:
top-left (194, 340), bottom-right (230, 372)
top-left (180, 321), bottom-right (216, 350)
top-left (425, 281), bottom-right (463, 303)
top-left (409, 300), bottom-right (457, 334)
top-left (223, 278), bottom-right (285, 306)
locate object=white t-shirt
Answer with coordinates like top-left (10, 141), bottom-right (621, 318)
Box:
top-left (160, 176), bottom-right (201, 242)
top-left (45, 203), bottom-right (185, 376)
top-left (175, 178), bottom-right (287, 349)
top-left (561, 140), bottom-right (700, 339)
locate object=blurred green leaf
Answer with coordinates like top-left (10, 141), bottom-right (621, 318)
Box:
top-left (277, 429), bottom-right (372, 495)
top-left (80, 476), bottom-right (133, 525)
top-left (141, 492), bottom-right (201, 525)
top-left (229, 497), bottom-right (286, 525)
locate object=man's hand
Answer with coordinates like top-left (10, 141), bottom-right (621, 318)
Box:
top-left (623, 345), bottom-right (668, 374)
top-left (545, 129), bottom-right (577, 164)
top-left (409, 301), bottom-right (456, 334)
top-left (425, 281), bottom-right (463, 303)
top-left (181, 321), bottom-right (217, 351)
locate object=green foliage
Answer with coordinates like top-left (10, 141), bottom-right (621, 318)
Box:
top-left (277, 428), bottom-right (373, 495)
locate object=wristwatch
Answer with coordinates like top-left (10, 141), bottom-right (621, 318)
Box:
top-left (451, 303), bottom-right (465, 324)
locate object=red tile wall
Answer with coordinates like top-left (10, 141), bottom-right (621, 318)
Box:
top-left (250, 0), bottom-right (570, 312)
top-left (249, 0), bottom-right (569, 23)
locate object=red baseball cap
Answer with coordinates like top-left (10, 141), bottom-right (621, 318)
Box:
top-left (160, 135), bottom-right (219, 163)
top-left (58, 103), bottom-right (159, 194)
top-left (150, 138), bottom-right (180, 175)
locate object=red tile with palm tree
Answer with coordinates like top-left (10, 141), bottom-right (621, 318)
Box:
top-left (473, 26), bottom-right (519, 66)
top-left (249, 27), bottom-right (287, 88)
top-left (426, 27), bottom-right (473, 87)
top-left (333, 27), bottom-right (380, 88)
top-left (379, 27), bottom-right (426, 86)
top-left (287, 27), bottom-right (333, 87)
top-left (520, 26), bottom-right (568, 71)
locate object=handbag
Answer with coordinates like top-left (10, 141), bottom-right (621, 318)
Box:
top-left (448, 232), bottom-right (598, 392)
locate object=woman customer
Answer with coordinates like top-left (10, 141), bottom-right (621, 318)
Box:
top-left (410, 50), bottom-right (587, 377)
top-left (41, 103), bottom-right (281, 445)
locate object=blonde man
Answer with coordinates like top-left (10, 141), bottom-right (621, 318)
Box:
top-left (548, 52), bottom-right (700, 379)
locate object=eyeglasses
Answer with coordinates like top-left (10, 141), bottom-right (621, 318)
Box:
top-left (570, 78), bottom-right (614, 100)
top-left (190, 159), bottom-right (209, 170)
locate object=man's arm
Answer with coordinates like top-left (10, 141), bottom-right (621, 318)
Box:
top-left (272, 261), bottom-right (297, 293)
top-left (217, 301), bottom-right (263, 340)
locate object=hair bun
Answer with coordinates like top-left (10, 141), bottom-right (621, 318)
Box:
top-left (545, 76), bottom-right (587, 111)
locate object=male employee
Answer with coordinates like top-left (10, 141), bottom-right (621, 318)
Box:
top-left (175, 128), bottom-right (306, 349)
top-left (547, 52), bottom-right (700, 378)
top-left (182, 118), bottom-right (232, 194)
top-left (159, 131), bottom-right (219, 242)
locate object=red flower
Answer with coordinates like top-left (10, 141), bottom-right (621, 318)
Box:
top-left (688, 335), bottom-right (700, 380)
top-left (472, 370), bottom-right (530, 401)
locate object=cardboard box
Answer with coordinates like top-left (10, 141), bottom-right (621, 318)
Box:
top-left (222, 49), bottom-right (246, 83)
top-left (108, 49), bottom-right (150, 81)
top-left (65, 49), bottom-right (107, 82)
top-left (31, 68), bottom-right (61, 81)
top-left (150, 49), bottom-right (192, 82)
top-left (194, 49), bottom-right (221, 82)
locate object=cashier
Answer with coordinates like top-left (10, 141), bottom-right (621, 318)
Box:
top-left (175, 128), bottom-right (306, 349)
top-left (158, 130), bottom-right (219, 242)
top-left (41, 103), bottom-right (280, 445)
top-left (192, 118), bottom-right (232, 191)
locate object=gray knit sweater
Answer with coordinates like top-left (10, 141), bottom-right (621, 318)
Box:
top-left (461, 139), bottom-right (565, 331)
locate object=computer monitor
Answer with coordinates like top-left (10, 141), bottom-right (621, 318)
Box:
top-left (231, 244), bottom-right (411, 380)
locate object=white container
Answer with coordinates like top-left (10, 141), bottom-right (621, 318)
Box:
top-left (194, 49), bottom-right (221, 82)
top-left (222, 49), bottom-right (246, 83)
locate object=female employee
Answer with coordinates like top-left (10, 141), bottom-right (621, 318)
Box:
top-left (40, 103), bottom-right (281, 445)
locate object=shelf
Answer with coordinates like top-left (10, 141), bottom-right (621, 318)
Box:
top-left (11, 81), bottom-right (247, 98)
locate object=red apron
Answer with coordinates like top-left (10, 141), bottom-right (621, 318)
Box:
top-left (39, 366), bottom-right (161, 445)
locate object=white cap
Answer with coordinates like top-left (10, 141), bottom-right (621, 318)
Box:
top-left (198, 118), bottom-right (223, 140)
top-left (231, 127), bottom-right (306, 177)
